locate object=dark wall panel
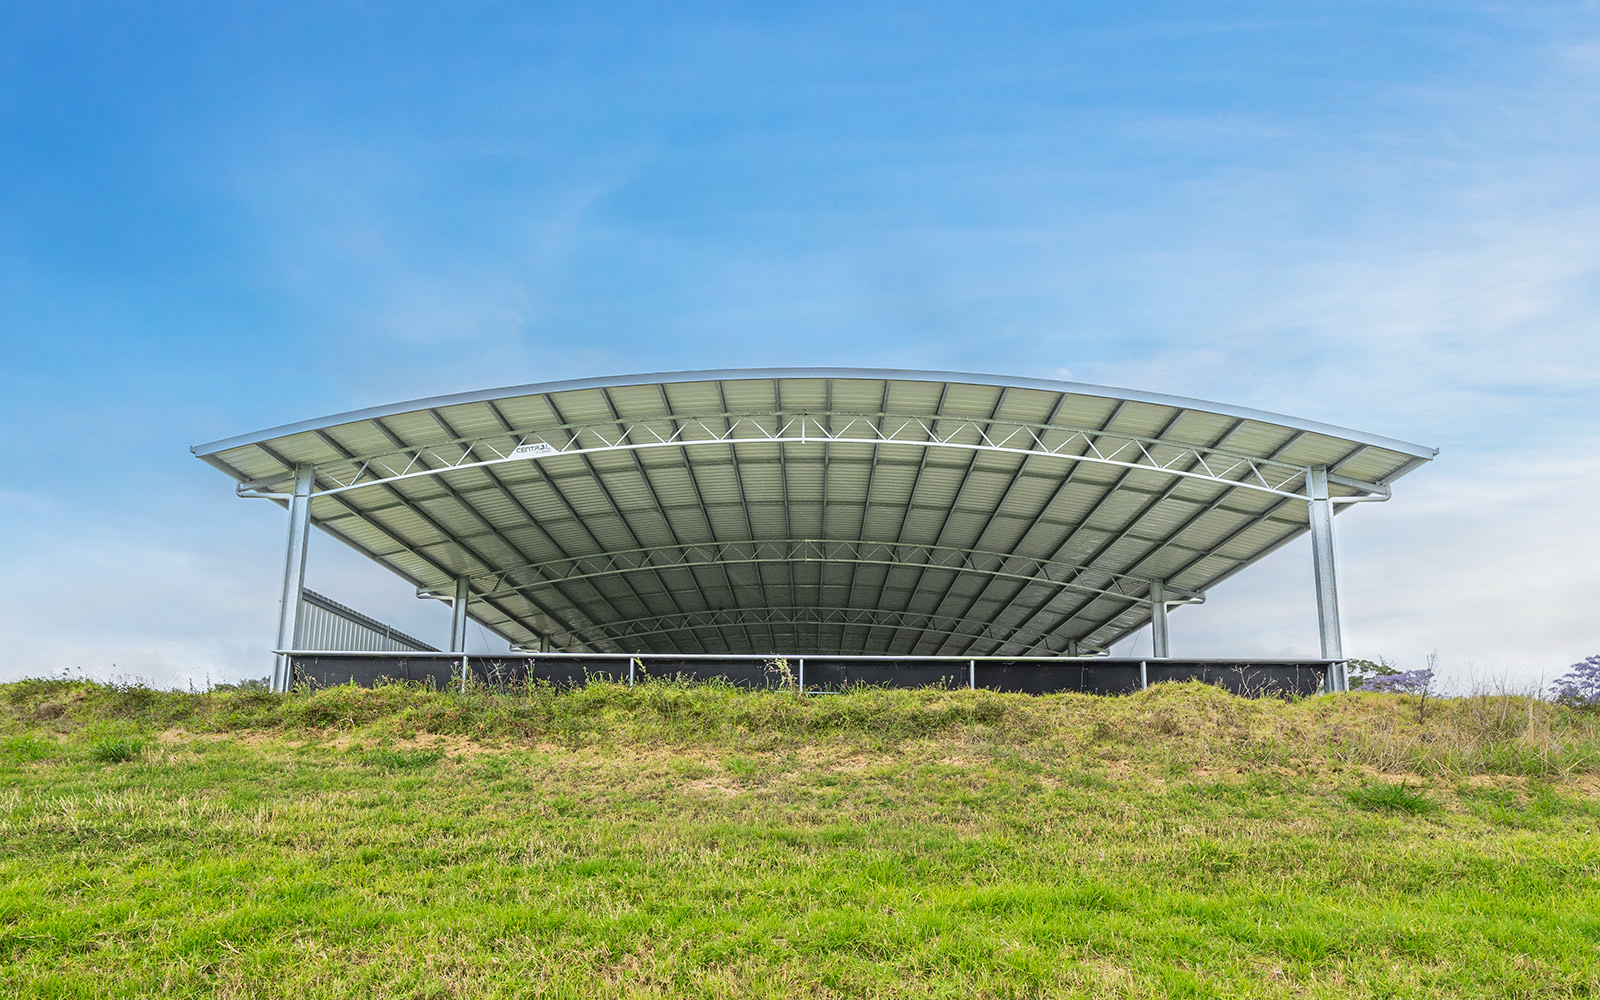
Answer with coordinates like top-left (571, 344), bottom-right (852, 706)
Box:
top-left (818, 659), bottom-right (966, 690)
top-left (292, 654), bottom-right (459, 690)
top-left (1145, 662), bottom-right (1326, 697)
top-left (292, 654), bottom-right (1330, 698)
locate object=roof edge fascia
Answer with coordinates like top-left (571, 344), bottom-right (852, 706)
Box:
top-left (192, 367), bottom-right (1440, 463)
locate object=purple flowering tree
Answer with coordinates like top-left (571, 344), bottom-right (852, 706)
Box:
top-left (1358, 668), bottom-right (1434, 696)
top-left (1550, 654), bottom-right (1600, 708)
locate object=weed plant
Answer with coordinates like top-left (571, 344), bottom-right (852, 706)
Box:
top-left (357, 746), bottom-right (445, 770)
top-left (87, 736), bottom-right (143, 763)
top-left (1345, 780), bottom-right (1438, 814)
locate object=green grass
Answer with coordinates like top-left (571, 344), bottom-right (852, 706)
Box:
top-left (2, 678), bottom-right (1598, 997)
top-left (1345, 780), bottom-right (1437, 814)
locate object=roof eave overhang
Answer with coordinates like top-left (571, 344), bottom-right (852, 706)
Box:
top-left (191, 367), bottom-right (1439, 463)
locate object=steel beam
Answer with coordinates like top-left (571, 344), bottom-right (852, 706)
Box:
top-left (884, 386), bottom-right (1004, 657)
top-left (450, 576), bottom-right (470, 654)
top-left (418, 407), bottom-right (643, 650)
top-left (272, 464), bottom-right (315, 692)
top-left (1074, 437), bottom-right (1362, 654)
top-left (1308, 467), bottom-right (1346, 690)
top-left (304, 424), bottom-right (617, 651)
top-left (962, 411), bottom-right (1239, 656)
top-left (538, 393), bottom-right (702, 655)
top-left (1150, 580), bottom-right (1170, 659)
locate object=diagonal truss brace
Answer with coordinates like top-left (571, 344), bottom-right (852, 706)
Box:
top-left (417, 538), bottom-right (1203, 607)
top-left (235, 410), bottom-right (1393, 503)
top-left (511, 604), bottom-right (1110, 655)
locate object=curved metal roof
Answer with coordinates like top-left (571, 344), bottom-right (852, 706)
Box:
top-left (194, 369), bottom-right (1436, 656)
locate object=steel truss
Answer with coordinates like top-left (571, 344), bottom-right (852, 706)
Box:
top-left (512, 604), bottom-right (1107, 654)
top-left (236, 410), bottom-right (1392, 503)
top-left (417, 538), bottom-right (1203, 607)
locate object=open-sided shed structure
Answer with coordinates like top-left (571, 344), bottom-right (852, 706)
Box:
top-left (193, 369), bottom-right (1436, 692)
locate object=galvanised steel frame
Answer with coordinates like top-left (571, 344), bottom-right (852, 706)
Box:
top-left (205, 371), bottom-right (1436, 694)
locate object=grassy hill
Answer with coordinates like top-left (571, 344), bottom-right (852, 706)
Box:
top-left (3, 678), bottom-right (1598, 998)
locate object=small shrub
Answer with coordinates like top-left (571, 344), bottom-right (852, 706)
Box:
top-left (358, 747), bottom-right (444, 770)
top-left (1347, 781), bottom-right (1436, 814)
top-left (30, 703), bottom-right (66, 722)
top-left (90, 737), bottom-right (144, 763)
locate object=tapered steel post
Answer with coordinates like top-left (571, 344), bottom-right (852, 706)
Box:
top-left (1150, 580), bottom-right (1170, 658)
top-left (272, 464), bottom-right (315, 693)
top-left (1308, 467), bottom-right (1347, 691)
top-left (450, 576), bottom-right (470, 653)
top-left (450, 577), bottom-right (471, 692)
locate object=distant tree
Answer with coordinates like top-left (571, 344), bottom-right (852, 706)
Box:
top-left (212, 677), bottom-right (271, 692)
top-left (1550, 654), bottom-right (1600, 709)
top-left (1346, 656), bottom-right (1400, 689)
top-left (1355, 652), bottom-right (1439, 724)
top-left (1359, 669), bottom-right (1433, 696)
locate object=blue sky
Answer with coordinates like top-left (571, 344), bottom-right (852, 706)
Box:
top-left (3, 2), bottom-right (1597, 689)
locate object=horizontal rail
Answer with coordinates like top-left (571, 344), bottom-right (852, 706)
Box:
top-left (277, 649), bottom-right (1343, 664)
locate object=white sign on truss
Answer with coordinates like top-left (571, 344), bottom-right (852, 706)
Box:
top-left (510, 441), bottom-right (558, 460)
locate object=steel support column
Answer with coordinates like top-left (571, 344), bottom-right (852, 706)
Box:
top-left (272, 464), bottom-right (315, 693)
top-left (1308, 466), bottom-right (1346, 691)
top-left (1150, 580), bottom-right (1170, 658)
top-left (450, 576), bottom-right (470, 653)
